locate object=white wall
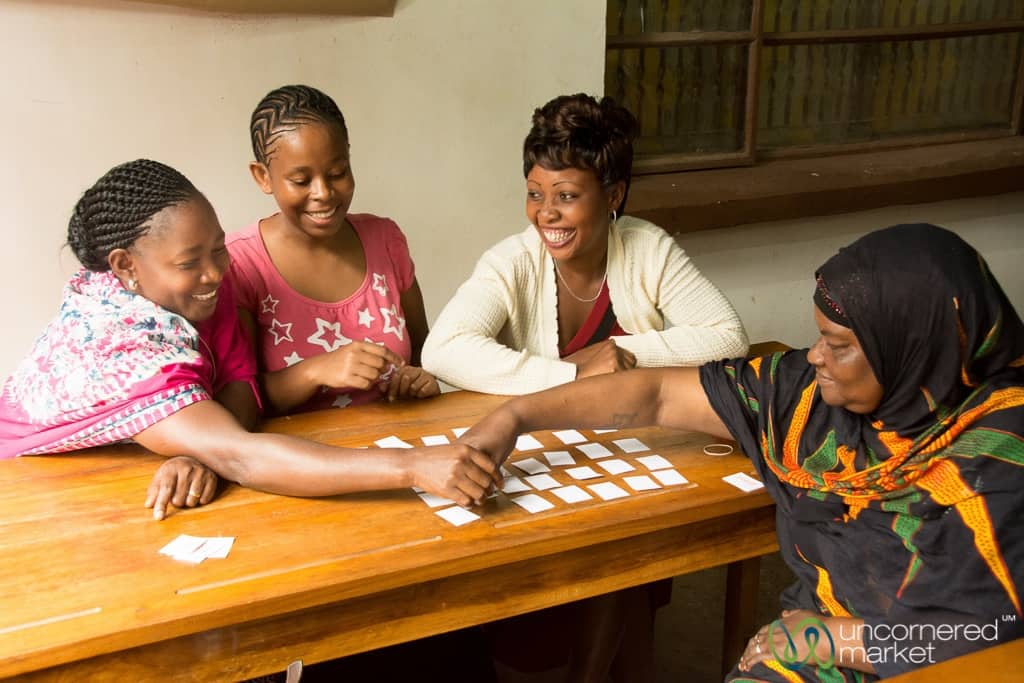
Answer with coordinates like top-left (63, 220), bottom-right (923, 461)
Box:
top-left (0, 0), bottom-right (605, 377)
top-left (679, 192), bottom-right (1024, 350)
top-left (1, 0), bottom-right (1022, 381)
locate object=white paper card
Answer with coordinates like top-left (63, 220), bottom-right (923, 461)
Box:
top-left (511, 457), bottom-right (550, 475)
top-left (597, 458), bottom-right (636, 475)
top-left (723, 472), bottom-right (765, 492)
top-left (500, 465), bottom-right (513, 477)
top-left (593, 429), bottom-right (618, 434)
top-left (501, 476), bottom-right (532, 493)
top-left (576, 442), bottom-right (614, 459)
top-left (624, 475), bottom-right (661, 491)
top-left (552, 429), bottom-right (587, 445)
top-left (613, 438), bottom-right (649, 453)
top-left (511, 493), bottom-right (555, 513)
top-left (544, 451), bottom-right (576, 467)
top-left (160, 534), bottom-right (205, 557)
top-left (418, 492), bottom-right (456, 508)
top-left (436, 506), bottom-right (480, 526)
top-left (524, 473), bottom-right (561, 491)
top-left (552, 485), bottom-right (593, 503)
top-left (652, 469), bottom-right (689, 486)
top-left (515, 434), bottom-right (545, 451)
top-left (636, 454), bottom-right (672, 470)
top-left (451, 427), bottom-right (469, 438)
top-left (588, 482), bottom-right (630, 500)
top-left (200, 537), bottom-right (235, 559)
top-left (565, 465), bottom-right (602, 480)
top-left (421, 434), bottom-right (450, 446)
top-left (375, 435), bottom-right (414, 449)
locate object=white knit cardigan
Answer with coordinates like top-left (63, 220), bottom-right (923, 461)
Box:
top-left (422, 216), bottom-right (748, 395)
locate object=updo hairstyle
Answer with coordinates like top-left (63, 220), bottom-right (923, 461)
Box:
top-left (66, 159), bottom-right (201, 271)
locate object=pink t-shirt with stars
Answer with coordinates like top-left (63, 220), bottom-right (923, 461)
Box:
top-left (227, 213), bottom-right (415, 413)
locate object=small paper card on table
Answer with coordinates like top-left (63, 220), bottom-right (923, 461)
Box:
top-left (551, 485), bottom-right (593, 503)
top-left (544, 451), bottom-right (576, 467)
top-left (451, 427), bottom-right (469, 438)
top-left (552, 429), bottom-right (587, 445)
top-left (524, 473), bottom-right (561, 491)
top-left (418, 492), bottom-right (456, 508)
top-left (624, 475), bottom-right (662, 492)
top-left (576, 442), bottom-right (614, 459)
top-left (511, 493), bottom-right (555, 513)
top-left (501, 477), bottom-right (532, 494)
top-left (159, 535), bottom-right (235, 564)
top-left (593, 429), bottom-right (618, 434)
top-left (588, 482), bottom-right (630, 501)
top-left (375, 435), bottom-right (414, 449)
top-left (636, 454), bottom-right (672, 470)
top-left (421, 434), bottom-right (450, 446)
top-left (515, 434), bottom-right (544, 451)
top-left (723, 472), bottom-right (765, 492)
top-left (436, 506), bottom-right (480, 527)
top-left (565, 465), bottom-right (602, 480)
top-left (612, 438), bottom-right (649, 453)
top-left (597, 458), bottom-right (635, 475)
top-left (652, 469), bottom-right (689, 486)
top-left (511, 457), bottom-right (550, 475)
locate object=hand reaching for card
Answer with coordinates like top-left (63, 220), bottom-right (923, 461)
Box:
top-left (383, 365), bottom-right (441, 402)
top-left (409, 444), bottom-right (501, 506)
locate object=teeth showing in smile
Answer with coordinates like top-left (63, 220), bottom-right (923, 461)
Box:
top-left (193, 289), bottom-right (218, 301)
top-left (542, 228), bottom-right (574, 244)
top-left (307, 207), bottom-right (337, 219)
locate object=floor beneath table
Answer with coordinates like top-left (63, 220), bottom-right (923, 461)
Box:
top-left (496, 551), bottom-right (795, 683)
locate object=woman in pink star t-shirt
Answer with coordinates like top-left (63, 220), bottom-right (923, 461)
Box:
top-left (229, 85), bottom-right (440, 415)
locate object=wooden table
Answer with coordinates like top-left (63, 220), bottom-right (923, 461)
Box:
top-left (0, 391), bottom-right (778, 681)
top-left (885, 638), bottom-right (1024, 682)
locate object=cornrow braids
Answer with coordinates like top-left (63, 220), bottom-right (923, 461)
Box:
top-left (66, 159), bottom-right (201, 271)
top-left (523, 93), bottom-right (639, 194)
top-left (250, 84), bottom-right (349, 165)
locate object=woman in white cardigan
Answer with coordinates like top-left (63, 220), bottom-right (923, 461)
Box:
top-left (422, 94), bottom-right (747, 396)
top-left (424, 94), bottom-right (747, 682)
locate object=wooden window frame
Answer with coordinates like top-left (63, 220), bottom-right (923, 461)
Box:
top-left (606, 1), bottom-right (1024, 175)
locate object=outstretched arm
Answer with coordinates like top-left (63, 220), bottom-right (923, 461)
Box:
top-left (135, 399), bottom-right (498, 513)
top-left (461, 367), bottom-right (729, 464)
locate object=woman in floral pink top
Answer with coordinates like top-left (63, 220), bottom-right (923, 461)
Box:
top-left (231, 85), bottom-right (440, 415)
top-left (0, 160), bottom-right (497, 520)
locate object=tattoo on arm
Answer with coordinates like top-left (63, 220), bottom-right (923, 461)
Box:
top-left (611, 412), bottom-right (638, 428)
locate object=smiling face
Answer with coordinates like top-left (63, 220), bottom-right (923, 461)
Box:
top-left (250, 121), bottom-right (355, 240)
top-left (525, 164), bottom-right (624, 265)
top-left (806, 306), bottom-right (885, 414)
top-left (110, 197), bottom-right (229, 323)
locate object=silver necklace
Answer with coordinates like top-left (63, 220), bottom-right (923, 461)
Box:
top-left (553, 260), bottom-right (607, 303)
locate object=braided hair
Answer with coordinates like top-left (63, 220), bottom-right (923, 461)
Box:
top-left (66, 159), bottom-right (201, 271)
top-left (523, 94), bottom-right (639, 207)
top-left (250, 84), bottom-right (349, 165)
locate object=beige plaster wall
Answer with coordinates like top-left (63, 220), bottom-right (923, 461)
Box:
top-left (0, 0), bottom-right (605, 376)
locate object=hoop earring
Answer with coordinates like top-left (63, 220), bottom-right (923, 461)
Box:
top-left (610, 210), bottom-right (618, 225)
top-left (127, 278), bottom-right (138, 291)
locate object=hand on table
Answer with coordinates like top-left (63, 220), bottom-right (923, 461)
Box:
top-left (310, 341), bottom-right (405, 391)
top-left (383, 365), bottom-right (440, 402)
top-left (565, 339), bottom-right (636, 380)
top-left (409, 444), bottom-right (501, 507)
top-left (739, 609), bottom-right (838, 673)
top-left (145, 456), bottom-right (218, 521)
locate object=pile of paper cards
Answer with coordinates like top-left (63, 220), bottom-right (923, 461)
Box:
top-left (159, 534), bottom-right (235, 564)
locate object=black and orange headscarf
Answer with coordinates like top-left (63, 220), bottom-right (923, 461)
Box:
top-left (703, 224), bottom-right (1024, 678)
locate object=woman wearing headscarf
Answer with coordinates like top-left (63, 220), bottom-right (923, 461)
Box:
top-left (461, 224), bottom-right (1024, 680)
